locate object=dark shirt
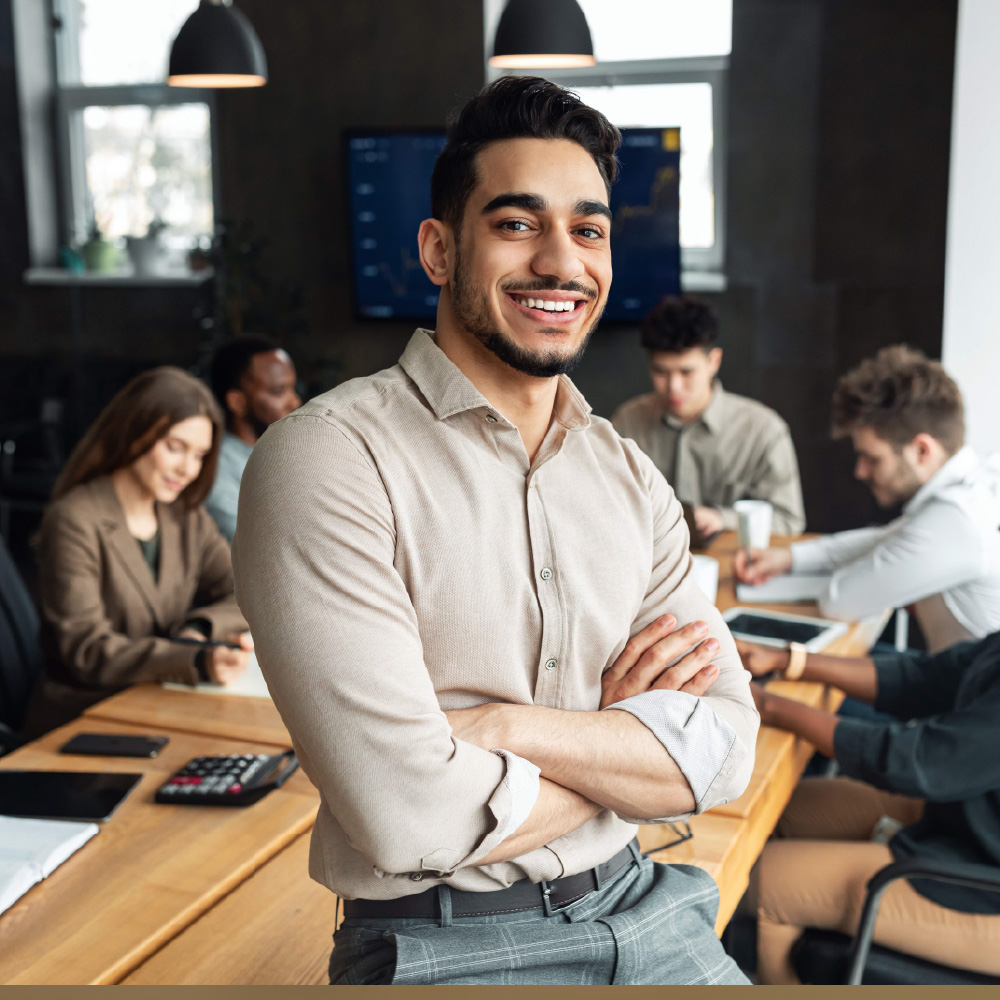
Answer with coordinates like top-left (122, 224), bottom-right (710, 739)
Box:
top-left (135, 529), bottom-right (161, 583)
top-left (834, 632), bottom-right (1000, 912)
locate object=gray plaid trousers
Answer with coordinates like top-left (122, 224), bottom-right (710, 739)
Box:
top-left (329, 846), bottom-right (749, 985)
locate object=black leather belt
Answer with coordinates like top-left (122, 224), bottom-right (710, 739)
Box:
top-left (344, 839), bottom-right (638, 920)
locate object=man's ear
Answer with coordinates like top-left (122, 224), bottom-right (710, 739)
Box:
top-left (418, 218), bottom-right (453, 287)
top-left (225, 387), bottom-right (247, 420)
top-left (911, 432), bottom-right (939, 465)
top-left (708, 347), bottom-right (723, 375)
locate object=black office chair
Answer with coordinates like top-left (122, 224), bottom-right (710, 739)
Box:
top-left (0, 535), bottom-right (46, 755)
top-left (791, 857), bottom-right (1000, 985)
top-left (0, 397), bottom-right (65, 543)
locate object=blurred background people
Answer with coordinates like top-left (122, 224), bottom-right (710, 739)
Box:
top-left (736, 346), bottom-right (1000, 654)
top-left (206, 336), bottom-right (301, 542)
top-left (613, 296), bottom-right (805, 545)
top-left (23, 366), bottom-right (251, 736)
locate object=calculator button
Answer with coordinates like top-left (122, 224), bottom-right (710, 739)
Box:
top-left (229, 784), bottom-right (242, 794)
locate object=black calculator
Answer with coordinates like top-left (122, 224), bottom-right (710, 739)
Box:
top-left (154, 749), bottom-right (299, 806)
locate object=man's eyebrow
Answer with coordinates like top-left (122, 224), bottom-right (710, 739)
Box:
top-left (574, 199), bottom-right (612, 221)
top-left (481, 192), bottom-right (547, 214)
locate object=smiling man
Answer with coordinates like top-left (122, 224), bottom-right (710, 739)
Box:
top-left (233, 78), bottom-right (756, 986)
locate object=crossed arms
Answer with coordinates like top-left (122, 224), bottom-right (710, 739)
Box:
top-left (233, 414), bottom-right (757, 877)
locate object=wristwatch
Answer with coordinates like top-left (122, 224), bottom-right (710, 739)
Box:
top-left (784, 641), bottom-right (808, 680)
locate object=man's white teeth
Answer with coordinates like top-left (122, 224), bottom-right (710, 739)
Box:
top-left (517, 297), bottom-right (574, 312)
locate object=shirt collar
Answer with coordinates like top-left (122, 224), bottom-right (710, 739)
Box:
top-left (662, 379), bottom-right (725, 433)
top-left (903, 445), bottom-right (981, 513)
top-left (398, 328), bottom-right (591, 430)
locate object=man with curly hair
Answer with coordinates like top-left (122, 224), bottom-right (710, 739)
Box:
top-left (735, 345), bottom-right (1000, 653)
top-left (612, 295), bottom-right (805, 543)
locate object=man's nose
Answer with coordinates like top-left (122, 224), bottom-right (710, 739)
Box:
top-left (530, 227), bottom-right (586, 285)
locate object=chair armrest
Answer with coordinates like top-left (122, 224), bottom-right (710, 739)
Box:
top-left (847, 857), bottom-right (1000, 983)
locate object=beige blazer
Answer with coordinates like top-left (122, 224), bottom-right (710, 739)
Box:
top-left (25, 474), bottom-right (247, 734)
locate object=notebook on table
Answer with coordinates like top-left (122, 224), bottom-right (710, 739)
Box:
top-left (0, 815), bottom-right (99, 915)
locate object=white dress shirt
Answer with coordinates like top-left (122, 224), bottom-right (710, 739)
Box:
top-left (792, 447), bottom-right (1000, 652)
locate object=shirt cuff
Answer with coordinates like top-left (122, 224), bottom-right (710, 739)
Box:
top-left (487, 748), bottom-right (541, 841)
top-left (832, 716), bottom-right (893, 790)
top-left (603, 690), bottom-right (737, 819)
top-left (790, 538), bottom-right (829, 574)
top-left (719, 506), bottom-right (740, 531)
top-left (871, 653), bottom-right (907, 715)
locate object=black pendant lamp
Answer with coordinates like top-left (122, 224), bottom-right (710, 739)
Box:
top-left (168, 0), bottom-right (267, 88)
top-left (490, 0), bottom-right (596, 69)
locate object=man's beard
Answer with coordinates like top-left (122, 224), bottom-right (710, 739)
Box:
top-left (247, 411), bottom-right (271, 441)
top-left (450, 242), bottom-right (604, 379)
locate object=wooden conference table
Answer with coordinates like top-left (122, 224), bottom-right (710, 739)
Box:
top-left (0, 531), bottom-right (885, 984)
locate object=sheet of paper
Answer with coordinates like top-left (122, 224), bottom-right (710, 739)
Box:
top-left (162, 652), bottom-right (271, 699)
top-left (735, 574), bottom-right (830, 604)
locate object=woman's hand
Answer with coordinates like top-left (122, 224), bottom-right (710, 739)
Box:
top-left (734, 639), bottom-right (790, 679)
top-left (206, 631), bottom-right (253, 685)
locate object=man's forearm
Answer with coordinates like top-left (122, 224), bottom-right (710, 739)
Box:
top-left (760, 693), bottom-right (837, 758)
top-left (488, 704), bottom-right (696, 819)
top-left (474, 776), bottom-right (602, 867)
top-left (799, 653), bottom-right (878, 704)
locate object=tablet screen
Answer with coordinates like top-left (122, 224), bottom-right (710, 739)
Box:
top-left (0, 770), bottom-right (142, 822)
top-left (725, 613), bottom-right (826, 646)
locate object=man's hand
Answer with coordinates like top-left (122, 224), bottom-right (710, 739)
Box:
top-left (693, 505), bottom-right (724, 540)
top-left (205, 631), bottom-right (253, 685)
top-left (733, 546), bottom-right (793, 585)
top-left (600, 614), bottom-right (720, 709)
top-left (735, 639), bottom-right (790, 679)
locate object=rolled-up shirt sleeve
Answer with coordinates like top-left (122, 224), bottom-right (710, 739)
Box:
top-left (619, 444), bottom-right (759, 813)
top-left (603, 689), bottom-right (737, 820)
top-left (233, 413), bottom-right (531, 877)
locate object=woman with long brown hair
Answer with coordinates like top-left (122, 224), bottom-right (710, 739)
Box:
top-left (24, 366), bottom-right (251, 735)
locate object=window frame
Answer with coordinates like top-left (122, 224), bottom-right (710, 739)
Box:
top-left (50, 0), bottom-right (220, 248)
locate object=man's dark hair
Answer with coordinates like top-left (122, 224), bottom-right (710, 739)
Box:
top-left (210, 335), bottom-right (280, 413)
top-left (431, 76), bottom-right (621, 230)
top-left (640, 296), bottom-right (719, 353)
top-left (831, 344), bottom-right (965, 454)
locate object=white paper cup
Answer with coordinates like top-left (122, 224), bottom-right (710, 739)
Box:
top-left (734, 499), bottom-right (773, 550)
top-left (690, 554), bottom-right (720, 605)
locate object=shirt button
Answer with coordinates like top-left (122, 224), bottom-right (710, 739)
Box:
top-left (544, 658), bottom-right (558, 671)
top-left (409, 872), bottom-right (424, 881)
top-left (486, 413), bottom-right (498, 423)
top-left (540, 567), bottom-right (553, 580)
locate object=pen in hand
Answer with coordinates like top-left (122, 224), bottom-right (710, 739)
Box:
top-left (170, 635), bottom-right (244, 651)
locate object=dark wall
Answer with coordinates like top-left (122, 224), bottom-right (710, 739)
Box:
top-left (1, 0), bottom-right (957, 535)
top-left (213, 0), bottom-right (486, 390)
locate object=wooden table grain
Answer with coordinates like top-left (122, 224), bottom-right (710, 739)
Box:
top-left (84, 684), bottom-right (291, 746)
top-left (0, 716), bottom-right (318, 985)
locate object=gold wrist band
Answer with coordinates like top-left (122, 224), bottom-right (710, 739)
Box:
top-left (784, 641), bottom-right (807, 680)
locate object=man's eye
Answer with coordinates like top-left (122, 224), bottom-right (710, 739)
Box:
top-left (577, 226), bottom-right (605, 239)
top-left (498, 220), bottom-right (531, 232)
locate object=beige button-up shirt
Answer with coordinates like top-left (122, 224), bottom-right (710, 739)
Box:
top-left (612, 384), bottom-right (806, 534)
top-left (233, 330), bottom-right (757, 900)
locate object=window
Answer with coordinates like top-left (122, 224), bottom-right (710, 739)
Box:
top-left (52, 0), bottom-right (217, 256)
top-left (485, 0), bottom-right (731, 282)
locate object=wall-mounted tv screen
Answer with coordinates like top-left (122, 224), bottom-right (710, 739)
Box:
top-left (346, 127), bottom-right (680, 323)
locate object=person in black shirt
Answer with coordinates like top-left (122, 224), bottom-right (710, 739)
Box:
top-left (737, 633), bottom-right (1000, 984)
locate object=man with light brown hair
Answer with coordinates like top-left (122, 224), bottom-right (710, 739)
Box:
top-left (736, 345), bottom-right (1000, 653)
